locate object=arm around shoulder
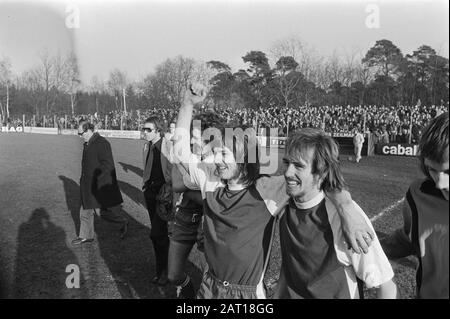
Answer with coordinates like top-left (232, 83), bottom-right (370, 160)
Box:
top-left (325, 189), bottom-right (375, 254)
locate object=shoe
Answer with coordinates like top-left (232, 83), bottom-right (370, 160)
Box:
top-left (120, 221), bottom-right (129, 239)
top-left (72, 237), bottom-right (94, 245)
top-left (151, 275), bottom-right (160, 284)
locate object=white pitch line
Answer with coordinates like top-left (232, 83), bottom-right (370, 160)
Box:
top-left (370, 197), bottom-right (405, 223)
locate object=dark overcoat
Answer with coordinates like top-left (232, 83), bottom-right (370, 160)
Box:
top-left (80, 133), bottom-right (123, 209)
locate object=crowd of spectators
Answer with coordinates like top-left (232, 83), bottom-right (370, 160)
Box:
top-left (2, 103), bottom-right (447, 144)
top-left (209, 103), bottom-right (447, 144)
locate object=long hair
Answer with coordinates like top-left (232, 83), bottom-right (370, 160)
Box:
top-left (212, 124), bottom-right (260, 187)
top-left (285, 128), bottom-right (347, 192)
top-left (191, 113), bottom-right (260, 186)
top-left (419, 112), bottom-right (449, 179)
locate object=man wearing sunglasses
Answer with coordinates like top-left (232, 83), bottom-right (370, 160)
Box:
top-left (72, 120), bottom-right (128, 245)
top-left (142, 117), bottom-right (174, 286)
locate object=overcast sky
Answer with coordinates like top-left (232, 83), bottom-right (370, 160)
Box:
top-left (1, 0), bottom-right (448, 84)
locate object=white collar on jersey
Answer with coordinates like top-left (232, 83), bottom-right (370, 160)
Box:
top-left (292, 191), bottom-right (325, 210)
top-left (226, 181), bottom-right (247, 191)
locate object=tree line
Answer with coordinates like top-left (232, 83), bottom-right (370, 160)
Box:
top-left (0, 38), bottom-right (448, 118)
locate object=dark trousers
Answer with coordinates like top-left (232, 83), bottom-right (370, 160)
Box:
top-left (144, 183), bottom-right (169, 276)
top-left (168, 240), bottom-right (194, 285)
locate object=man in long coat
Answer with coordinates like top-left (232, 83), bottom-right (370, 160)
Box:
top-left (72, 120), bottom-right (128, 245)
top-left (141, 116), bottom-right (173, 285)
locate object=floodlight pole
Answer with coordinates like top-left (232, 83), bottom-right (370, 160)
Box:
top-left (409, 109), bottom-right (413, 144)
top-left (123, 88), bottom-right (127, 114)
top-left (6, 83), bottom-right (9, 119)
top-left (363, 111), bottom-right (366, 134)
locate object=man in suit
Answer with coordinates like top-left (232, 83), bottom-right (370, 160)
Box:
top-left (72, 120), bottom-right (128, 245)
top-left (142, 116), bottom-right (173, 285)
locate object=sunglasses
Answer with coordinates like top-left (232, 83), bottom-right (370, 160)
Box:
top-left (142, 127), bottom-right (155, 133)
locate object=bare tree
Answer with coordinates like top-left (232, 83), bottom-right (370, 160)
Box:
top-left (269, 36), bottom-right (320, 82)
top-left (312, 57), bottom-right (330, 90)
top-left (107, 69), bottom-right (127, 112)
top-left (133, 77), bottom-right (146, 101)
top-left (20, 67), bottom-right (44, 117)
top-left (270, 37), bottom-right (304, 63)
top-left (342, 50), bottom-right (360, 87)
top-left (0, 56), bottom-right (12, 118)
top-left (273, 56), bottom-right (302, 108)
top-left (38, 50), bottom-right (53, 114)
top-left (327, 50), bottom-right (345, 86)
top-left (64, 52), bottom-right (81, 115)
top-left (190, 60), bottom-right (215, 89)
top-left (356, 62), bottom-right (374, 87)
top-left (50, 50), bottom-right (66, 113)
top-left (143, 55), bottom-right (198, 108)
top-left (167, 55), bottom-right (196, 106)
top-left (89, 76), bottom-right (105, 114)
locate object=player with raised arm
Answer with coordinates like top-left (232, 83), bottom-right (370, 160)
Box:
top-left (171, 84), bottom-right (375, 299)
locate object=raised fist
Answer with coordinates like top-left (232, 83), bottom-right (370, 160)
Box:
top-left (183, 83), bottom-right (208, 107)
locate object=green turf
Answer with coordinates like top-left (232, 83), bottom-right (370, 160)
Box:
top-left (0, 133), bottom-right (423, 299)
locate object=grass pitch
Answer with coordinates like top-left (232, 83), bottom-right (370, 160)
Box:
top-left (0, 133), bottom-right (423, 299)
